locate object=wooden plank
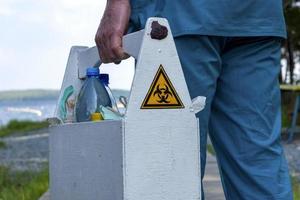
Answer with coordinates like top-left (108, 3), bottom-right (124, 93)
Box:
top-left (124, 18), bottom-right (201, 200)
top-left (50, 121), bottom-right (123, 200)
top-left (280, 84), bottom-right (300, 91)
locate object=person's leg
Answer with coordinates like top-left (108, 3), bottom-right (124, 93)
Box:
top-left (209, 37), bottom-right (293, 199)
top-left (174, 35), bottom-right (224, 199)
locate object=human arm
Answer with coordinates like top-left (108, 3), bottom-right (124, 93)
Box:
top-left (95, 0), bottom-right (131, 63)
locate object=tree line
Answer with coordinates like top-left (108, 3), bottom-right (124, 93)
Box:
top-left (282, 0), bottom-right (300, 84)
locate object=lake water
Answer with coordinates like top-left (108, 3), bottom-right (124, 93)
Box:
top-left (0, 98), bottom-right (57, 126)
top-left (0, 89), bottom-right (129, 126)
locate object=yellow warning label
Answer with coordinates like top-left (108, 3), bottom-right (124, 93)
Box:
top-left (141, 65), bottom-right (184, 109)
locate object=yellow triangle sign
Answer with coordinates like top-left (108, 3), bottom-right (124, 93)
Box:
top-left (141, 65), bottom-right (184, 109)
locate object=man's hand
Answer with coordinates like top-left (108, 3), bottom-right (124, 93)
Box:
top-left (95, 0), bottom-right (131, 63)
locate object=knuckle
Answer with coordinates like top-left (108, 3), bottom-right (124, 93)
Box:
top-left (94, 37), bottom-right (99, 45)
top-left (96, 31), bottom-right (106, 41)
top-left (95, 36), bottom-right (102, 46)
top-left (111, 45), bottom-right (120, 53)
top-left (106, 58), bottom-right (114, 63)
top-left (103, 30), bottom-right (111, 38)
top-left (114, 29), bottom-right (123, 36)
top-left (112, 49), bottom-right (123, 59)
top-left (95, 33), bottom-right (100, 41)
top-left (102, 58), bottom-right (109, 63)
top-left (99, 54), bottom-right (105, 61)
top-left (101, 54), bottom-right (113, 64)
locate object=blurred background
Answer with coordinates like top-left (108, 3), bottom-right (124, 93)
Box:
top-left (0, 0), bottom-right (134, 199)
top-left (0, 0), bottom-right (134, 125)
top-left (0, 0), bottom-right (300, 199)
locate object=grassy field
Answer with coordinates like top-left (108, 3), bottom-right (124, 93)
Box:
top-left (0, 166), bottom-right (48, 200)
top-left (293, 176), bottom-right (300, 200)
top-left (0, 120), bottom-right (49, 199)
top-left (207, 144), bottom-right (216, 156)
top-left (0, 141), bottom-right (6, 149)
top-left (282, 105), bottom-right (290, 128)
top-left (0, 120), bottom-right (49, 138)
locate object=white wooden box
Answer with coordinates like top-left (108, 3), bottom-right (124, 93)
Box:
top-left (49, 17), bottom-right (201, 200)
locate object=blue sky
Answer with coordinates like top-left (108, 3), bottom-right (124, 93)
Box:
top-left (0, 0), bottom-right (134, 91)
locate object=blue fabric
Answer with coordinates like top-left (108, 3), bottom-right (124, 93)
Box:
top-left (128, 0), bottom-right (286, 38)
top-left (174, 36), bottom-right (293, 200)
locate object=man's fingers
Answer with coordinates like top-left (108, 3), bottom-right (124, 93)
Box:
top-left (113, 53), bottom-right (130, 65)
top-left (95, 0), bottom-right (131, 63)
top-left (97, 43), bottom-right (109, 63)
top-left (95, 34), bottom-right (105, 63)
top-left (99, 45), bottom-right (110, 63)
top-left (110, 34), bottom-right (127, 61)
top-left (95, 32), bottom-right (129, 64)
top-left (95, 33), bottom-right (111, 63)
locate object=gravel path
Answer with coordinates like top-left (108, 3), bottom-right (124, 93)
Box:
top-left (0, 129), bottom-right (298, 200)
top-left (0, 128), bottom-right (49, 171)
top-left (283, 139), bottom-right (300, 179)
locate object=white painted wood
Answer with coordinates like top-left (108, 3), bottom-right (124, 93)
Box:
top-left (54, 46), bottom-right (85, 120)
top-left (123, 30), bottom-right (144, 59)
top-left (50, 121), bottom-right (123, 200)
top-left (124, 18), bottom-right (201, 200)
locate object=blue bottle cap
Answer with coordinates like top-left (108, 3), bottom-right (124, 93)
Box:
top-left (100, 74), bottom-right (109, 85)
top-left (86, 67), bottom-right (100, 76)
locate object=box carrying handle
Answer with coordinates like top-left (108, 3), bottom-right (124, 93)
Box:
top-left (54, 18), bottom-right (205, 122)
top-left (77, 30), bottom-right (144, 80)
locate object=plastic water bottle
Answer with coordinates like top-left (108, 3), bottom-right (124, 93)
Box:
top-left (75, 68), bottom-right (112, 122)
top-left (100, 74), bottom-right (119, 113)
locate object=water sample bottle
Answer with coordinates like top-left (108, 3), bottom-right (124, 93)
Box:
top-left (75, 68), bottom-right (112, 122)
top-left (100, 74), bottom-right (119, 113)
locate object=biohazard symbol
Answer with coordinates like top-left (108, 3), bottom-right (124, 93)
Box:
top-left (141, 65), bottom-right (184, 109)
top-left (153, 84), bottom-right (172, 103)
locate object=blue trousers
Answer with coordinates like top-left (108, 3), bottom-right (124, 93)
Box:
top-left (175, 36), bottom-right (293, 200)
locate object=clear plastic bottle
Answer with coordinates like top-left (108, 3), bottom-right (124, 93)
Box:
top-left (75, 68), bottom-right (112, 122)
top-left (99, 74), bottom-right (119, 113)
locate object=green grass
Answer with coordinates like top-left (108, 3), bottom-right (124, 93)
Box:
top-left (282, 105), bottom-right (290, 128)
top-left (0, 166), bottom-right (48, 200)
top-left (0, 120), bottom-right (49, 138)
top-left (292, 176), bottom-right (300, 200)
top-left (0, 141), bottom-right (6, 149)
top-left (207, 144), bottom-right (216, 156)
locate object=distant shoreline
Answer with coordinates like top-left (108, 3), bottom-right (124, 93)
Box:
top-left (0, 90), bottom-right (59, 101)
top-left (0, 89), bottom-right (129, 101)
